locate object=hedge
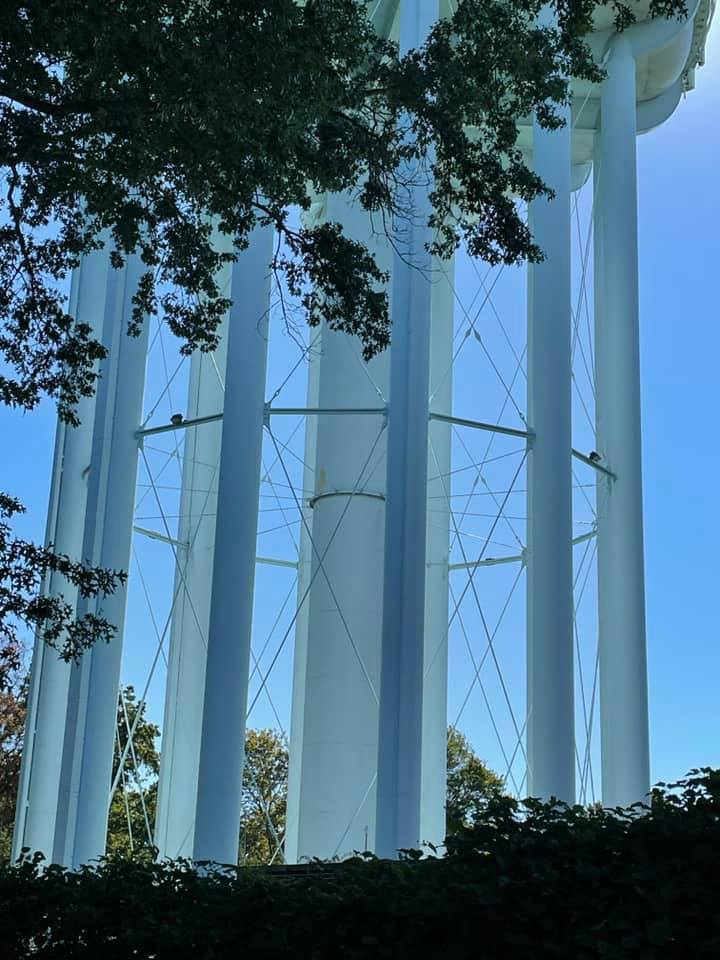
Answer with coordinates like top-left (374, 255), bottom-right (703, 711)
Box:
top-left (2, 770), bottom-right (719, 959)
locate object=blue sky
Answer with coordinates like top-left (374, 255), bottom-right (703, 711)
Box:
top-left (636, 23), bottom-right (720, 782)
top-left (2, 19), bottom-right (718, 797)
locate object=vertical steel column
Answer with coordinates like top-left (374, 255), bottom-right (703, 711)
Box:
top-left (286, 192), bottom-right (390, 862)
top-left (376, 0), bottom-right (440, 860)
top-left (193, 223), bottom-right (274, 864)
top-left (595, 35), bottom-right (650, 808)
top-left (526, 15), bottom-right (575, 802)
top-left (12, 248), bottom-right (109, 862)
top-left (422, 262), bottom-right (455, 848)
top-left (154, 243), bottom-right (231, 859)
top-left (284, 343), bottom-right (320, 862)
top-left (53, 254), bottom-right (149, 868)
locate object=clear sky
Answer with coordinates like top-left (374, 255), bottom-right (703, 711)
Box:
top-left (1, 17), bottom-right (718, 798)
top-left (636, 22), bottom-right (720, 783)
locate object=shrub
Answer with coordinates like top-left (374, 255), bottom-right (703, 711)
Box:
top-left (1, 770), bottom-right (718, 958)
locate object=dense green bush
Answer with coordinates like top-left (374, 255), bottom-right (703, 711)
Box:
top-left (1, 770), bottom-right (718, 959)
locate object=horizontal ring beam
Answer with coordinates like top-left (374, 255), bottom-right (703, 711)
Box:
top-left (266, 405), bottom-right (387, 418)
top-left (137, 411), bottom-right (615, 481)
top-left (449, 552), bottom-right (525, 571)
top-left (309, 490), bottom-right (385, 509)
top-left (136, 406), bottom-right (388, 439)
top-left (133, 525), bottom-right (187, 548)
top-left (256, 556), bottom-right (298, 570)
top-left (448, 529), bottom-right (597, 572)
top-left (429, 411), bottom-right (531, 440)
top-left (137, 412), bottom-right (223, 438)
top-left (571, 448), bottom-right (615, 479)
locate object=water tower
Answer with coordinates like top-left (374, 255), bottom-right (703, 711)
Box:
top-left (14, 0), bottom-right (715, 868)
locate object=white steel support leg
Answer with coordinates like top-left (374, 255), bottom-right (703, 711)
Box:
top-left (154, 247), bottom-right (231, 859)
top-left (12, 249), bottom-right (109, 862)
top-left (595, 36), bottom-right (650, 808)
top-left (193, 224), bottom-right (274, 864)
top-left (376, 0), bottom-right (440, 859)
top-left (154, 349), bottom-right (223, 858)
top-left (422, 262), bottom-right (455, 848)
top-left (53, 255), bottom-right (149, 868)
top-left (284, 344), bottom-right (320, 862)
top-left (526, 68), bottom-right (575, 801)
top-left (287, 192), bottom-right (390, 862)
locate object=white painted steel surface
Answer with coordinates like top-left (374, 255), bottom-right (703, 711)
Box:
top-left (53, 254), bottom-right (149, 868)
top-left (192, 224), bottom-right (274, 864)
top-left (595, 35), bottom-right (651, 809)
top-left (286, 192), bottom-right (390, 862)
top-left (526, 66), bottom-right (576, 801)
top-left (375, 0), bottom-right (441, 861)
top-left (15, 0), bottom-right (715, 867)
top-left (283, 344), bottom-right (320, 862)
top-left (154, 251), bottom-right (230, 858)
top-left (12, 248), bottom-right (110, 862)
top-left (422, 263), bottom-right (454, 848)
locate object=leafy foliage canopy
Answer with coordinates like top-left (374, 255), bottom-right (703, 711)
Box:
top-left (0, 0), bottom-right (687, 675)
top-left (2, 769), bottom-right (718, 958)
top-left (1, 0), bottom-right (686, 418)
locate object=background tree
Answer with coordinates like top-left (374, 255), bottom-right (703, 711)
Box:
top-left (0, 645), bottom-right (26, 861)
top-left (236, 725), bottom-right (507, 861)
top-left (0, 0), bottom-right (686, 655)
top-left (1, 688), bottom-right (509, 864)
top-left (107, 720), bottom-right (292, 863)
top-left (0, 672), bottom-right (161, 862)
top-left (107, 723), bottom-right (290, 864)
top-left (106, 685), bottom-right (160, 858)
top-left (0, 672), bottom-right (290, 864)
top-left (0, 494), bottom-right (123, 666)
top-left (446, 724), bottom-right (505, 835)
top-left (240, 728), bottom-right (289, 866)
